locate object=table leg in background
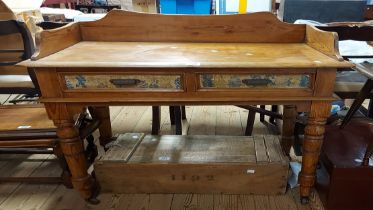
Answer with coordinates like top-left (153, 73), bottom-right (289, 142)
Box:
top-left (90, 106), bottom-right (114, 147)
top-left (281, 105), bottom-right (297, 155)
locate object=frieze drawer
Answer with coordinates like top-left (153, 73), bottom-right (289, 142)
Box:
top-left (63, 74), bottom-right (183, 91)
top-left (199, 74), bottom-right (311, 89)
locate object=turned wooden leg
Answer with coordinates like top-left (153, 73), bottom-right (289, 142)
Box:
top-left (152, 106), bottom-right (161, 135)
top-left (89, 106), bottom-right (113, 147)
top-left (56, 120), bottom-right (98, 203)
top-left (281, 105), bottom-right (297, 155)
top-left (45, 103), bottom-right (99, 203)
top-left (299, 101), bottom-right (330, 203)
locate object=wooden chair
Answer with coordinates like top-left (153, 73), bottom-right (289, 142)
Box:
top-left (0, 20), bottom-right (40, 102)
top-left (0, 105), bottom-right (100, 186)
top-left (340, 63), bottom-right (373, 127)
top-left (151, 106), bottom-right (186, 135)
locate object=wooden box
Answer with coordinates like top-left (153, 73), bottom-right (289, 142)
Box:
top-left (316, 119), bottom-right (373, 210)
top-left (95, 133), bottom-right (289, 195)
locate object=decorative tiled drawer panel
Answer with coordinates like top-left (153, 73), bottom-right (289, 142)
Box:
top-left (199, 74), bottom-right (310, 89)
top-left (64, 74), bottom-right (183, 90)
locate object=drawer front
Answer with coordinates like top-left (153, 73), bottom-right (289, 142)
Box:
top-left (199, 74), bottom-right (311, 89)
top-left (63, 74), bottom-right (183, 91)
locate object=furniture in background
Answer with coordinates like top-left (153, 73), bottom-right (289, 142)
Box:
top-left (0, 20), bottom-right (40, 102)
top-left (42, 0), bottom-right (76, 9)
top-left (319, 23), bottom-right (373, 118)
top-left (278, 0), bottom-right (367, 23)
top-left (151, 106), bottom-right (186, 135)
top-left (366, 4), bottom-right (373, 20)
top-left (20, 10), bottom-right (351, 203)
top-left (43, 13), bottom-right (66, 22)
top-left (0, 105), bottom-right (99, 187)
top-left (316, 117), bottom-right (373, 210)
top-left (75, 4), bottom-right (121, 13)
top-left (340, 63), bottom-right (373, 124)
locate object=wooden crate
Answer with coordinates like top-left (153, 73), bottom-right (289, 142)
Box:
top-left (95, 133), bottom-right (289, 195)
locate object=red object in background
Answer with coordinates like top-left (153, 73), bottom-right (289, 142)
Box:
top-left (42, 0), bottom-right (76, 5)
top-left (42, 0), bottom-right (77, 8)
top-left (316, 118), bottom-right (373, 210)
top-left (366, 5), bottom-right (373, 20)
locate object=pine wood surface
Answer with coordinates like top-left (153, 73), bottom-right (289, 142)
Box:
top-left (22, 42), bottom-right (350, 69)
top-left (0, 105), bottom-right (322, 210)
top-left (0, 105), bottom-right (55, 130)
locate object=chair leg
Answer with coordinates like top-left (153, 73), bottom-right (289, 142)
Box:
top-left (169, 106), bottom-right (175, 125)
top-left (174, 106), bottom-right (182, 135)
top-left (293, 122), bottom-right (304, 156)
top-left (363, 140), bottom-right (373, 166)
top-left (85, 135), bottom-right (98, 165)
top-left (281, 105), bottom-right (297, 155)
top-left (181, 106), bottom-right (187, 120)
top-left (269, 105), bottom-right (278, 124)
top-left (341, 79), bottom-right (373, 128)
top-left (89, 106), bottom-right (113, 147)
top-left (245, 110), bottom-right (256, 136)
top-left (152, 106), bottom-right (161, 135)
top-left (260, 105), bottom-right (265, 122)
top-left (368, 99), bottom-right (373, 118)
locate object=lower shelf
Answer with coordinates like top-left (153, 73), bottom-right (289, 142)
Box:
top-left (94, 133), bottom-right (289, 195)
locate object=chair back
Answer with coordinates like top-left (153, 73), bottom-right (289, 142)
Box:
top-left (0, 20), bottom-right (35, 64)
top-left (0, 20), bottom-right (40, 94)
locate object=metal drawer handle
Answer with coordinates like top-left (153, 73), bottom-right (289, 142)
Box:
top-left (110, 79), bottom-right (141, 87)
top-left (242, 78), bottom-right (272, 86)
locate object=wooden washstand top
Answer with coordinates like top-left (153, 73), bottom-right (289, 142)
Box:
top-left (20, 10), bottom-right (352, 69)
top-left (24, 42), bottom-right (351, 68)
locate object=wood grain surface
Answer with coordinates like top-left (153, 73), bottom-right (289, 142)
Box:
top-left (0, 105), bottom-right (55, 130)
top-left (80, 10), bottom-right (305, 43)
top-left (95, 134), bottom-right (288, 194)
top-left (22, 42), bottom-right (351, 68)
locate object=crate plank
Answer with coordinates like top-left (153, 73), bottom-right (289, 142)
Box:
top-left (100, 133), bottom-right (145, 162)
top-left (253, 135), bottom-right (269, 163)
top-left (129, 135), bottom-right (256, 164)
top-left (264, 135), bottom-right (282, 163)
